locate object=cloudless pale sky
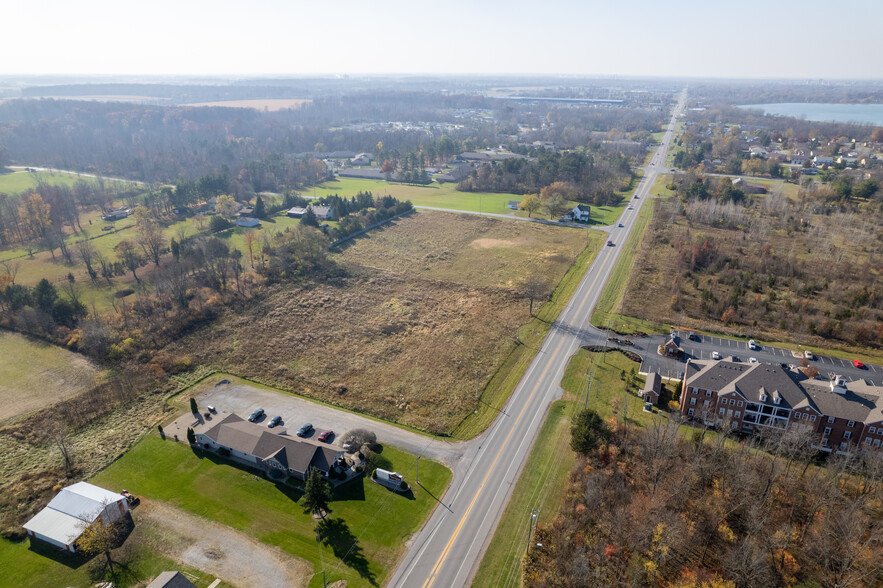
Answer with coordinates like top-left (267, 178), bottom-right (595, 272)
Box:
top-left (4, 0), bottom-right (882, 79)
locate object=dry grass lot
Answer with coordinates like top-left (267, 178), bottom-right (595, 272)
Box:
top-left (172, 211), bottom-right (589, 433)
top-left (0, 331), bottom-right (101, 423)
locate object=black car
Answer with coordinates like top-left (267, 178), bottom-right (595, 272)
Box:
top-left (297, 423), bottom-right (314, 437)
top-left (267, 415), bottom-right (282, 428)
top-left (248, 408), bottom-right (265, 422)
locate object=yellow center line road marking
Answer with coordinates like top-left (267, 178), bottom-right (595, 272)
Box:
top-left (422, 334), bottom-right (567, 588)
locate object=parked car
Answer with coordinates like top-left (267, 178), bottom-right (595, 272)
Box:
top-left (711, 351), bottom-right (722, 360)
top-left (297, 423), bottom-right (314, 437)
top-left (317, 430), bottom-right (334, 443)
top-left (748, 339), bottom-right (758, 350)
top-left (248, 408), bottom-right (265, 422)
top-left (803, 350), bottom-right (814, 360)
top-left (749, 357), bottom-right (758, 363)
top-left (688, 331), bottom-right (696, 341)
top-left (267, 415), bottom-right (282, 428)
top-left (853, 359), bottom-right (866, 369)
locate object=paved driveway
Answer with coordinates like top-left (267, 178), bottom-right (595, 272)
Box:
top-left (195, 382), bottom-right (467, 466)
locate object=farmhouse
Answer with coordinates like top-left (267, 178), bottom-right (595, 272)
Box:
top-left (570, 204), bottom-right (591, 222)
top-left (195, 413), bottom-right (346, 481)
top-left (351, 153), bottom-right (373, 166)
top-left (286, 206), bottom-right (308, 218)
top-left (311, 205), bottom-right (335, 221)
top-left (23, 482), bottom-right (130, 552)
top-left (679, 359), bottom-right (883, 454)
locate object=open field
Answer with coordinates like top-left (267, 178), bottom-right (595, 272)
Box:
top-left (91, 434), bottom-right (451, 587)
top-left (185, 98), bottom-right (312, 111)
top-left (475, 350), bottom-right (667, 587)
top-left (0, 170), bottom-right (91, 194)
top-left (170, 211), bottom-right (595, 434)
top-left (0, 331), bottom-right (101, 423)
top-left (621, 192), bottom-right (883, 352)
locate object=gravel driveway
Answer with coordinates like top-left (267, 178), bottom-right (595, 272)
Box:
top-left (139, 499), bottom-right (312, 588)
top-left (195, 381), bottom-right (468, 466)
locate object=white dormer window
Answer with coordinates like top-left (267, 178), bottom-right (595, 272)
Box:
top-left (773, 396), bottom-right (781, 405)
top-left (760, 394), bottom-right (767, 402)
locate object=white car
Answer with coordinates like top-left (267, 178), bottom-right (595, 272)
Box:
top-left (803, 350), bottom-right (814, 360)
top-left (711, 351), bottom-right (722, 360)
top-left (749, 357), bottom-right (758, 363)
top-left (748, 339), bottom-right (757, 350)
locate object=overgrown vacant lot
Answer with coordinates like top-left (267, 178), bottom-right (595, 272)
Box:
top-left (175, 211), bottom-right (589, 433)
top-left (622, 193), bottom-right (882, 350)
top-left (0, 330), bottom-right (100, 423)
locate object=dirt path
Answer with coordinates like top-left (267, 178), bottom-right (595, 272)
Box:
top-left (137, 500), bottom-right (312, 588)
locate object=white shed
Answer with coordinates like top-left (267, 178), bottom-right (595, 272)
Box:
top-left (23, 482), bottom-right (129, 552)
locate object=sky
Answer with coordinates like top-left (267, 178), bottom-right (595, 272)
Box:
top-left (3, 0), bottom-right (882, 79)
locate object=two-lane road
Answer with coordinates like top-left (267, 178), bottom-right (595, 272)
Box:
top-left (388, 91), bottom-right (687, 588)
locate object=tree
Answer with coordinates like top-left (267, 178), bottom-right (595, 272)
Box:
top-left (75, 507), bottom-right (123, 573)
top-left (209, 215), bottom-right (231, 232)
top-left (852, 178), bottom-right (879, 200)
top-left (18, 192), bottom-right (52, 241)
top-left (114, 240), bottom-right (143, 283)
top-left (186, 427), bottom-right (196, 444)
top-left (520, 274), bottom-right (548, 316)
top-left (76, 239), bottom-right (99, 282)
top-left (214, 194), bottom-right (240, 218)
top-left (243, 231), bottom-right (257, 268)
top-left (33, 278), bottom-right (58, 313)
top-left (341, 429), bottom-right (377, 452)
top-left (302, 469), bottom-right (333, 518)
top-left (189, 397), bottom-right (198, 414)
top-left (253, 195), bottom-right (266, 218)
top-left (570, 409), bottom-right (610, 454)
top-left (519, 194), bottom-right (542, 218)
top-left (45, 420), bottom-right (74, 474)
top-left (134, 205), bottom-right (165, 266)
top-left (301, 206), bottom-right (318, 227)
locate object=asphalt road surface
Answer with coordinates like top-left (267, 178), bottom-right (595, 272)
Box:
top-left (388, 92), bottom-right (688, 588)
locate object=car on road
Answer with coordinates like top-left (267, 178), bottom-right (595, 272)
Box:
top-left (296, 423), bottom-right (314, 437)
top-left (748, 339), bottom-right (758, 350)
top-left (317, 430), bottom-right (334, 443)
top-left (607, 240), bottom-right (614, 246)
top-left (267, 415), bottom-right (282, 428)
top-left (627, 206), bottom-right (634, 210)
top-left (711, 351), bottom-right (722, 360)
top-left (749, 357), bottom-right (758, 363)
top-left (804, 350), bottom-right (814, 360)
top-left (618, 223), bottom-right (624, 227)
top-left (248, 408), bottom-right (264, 422)
top-left (853, 359), bottom-right (866, 369)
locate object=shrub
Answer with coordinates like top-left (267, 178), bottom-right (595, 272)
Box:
top-left (186, 427), bottom-right (196, 444)
top-left (189, 397), bottom-right (198, 414)
top-left (209, 215), bottom-right (231, 232)
top-left (217, 447), bottom-right (230, 457)
top-left (342, 429), bottom-right (377, 451)
top-left (157, 425), bottom-right (164, 434)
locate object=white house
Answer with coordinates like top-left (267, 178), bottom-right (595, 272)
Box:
top-left (508, 200), bottom-right (521, 210)
top-left (813, 155), bottom-right (834, 167)
top-left (570, 204), bottom-right (591, 223)
top-left (23, 482), bottom-right (129, 552)
top-left (351, 153), bottom-right (373, 166)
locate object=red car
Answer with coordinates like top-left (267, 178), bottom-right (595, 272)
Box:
top-left (317, 430), bottom-right (334, 443)
top-left (853, 359), bottom-right (866, 369)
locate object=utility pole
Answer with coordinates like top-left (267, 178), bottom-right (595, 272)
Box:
top-left (526, 509), bottom-right (539, 554)
top-left (416, 456), bottom-right (420, 485)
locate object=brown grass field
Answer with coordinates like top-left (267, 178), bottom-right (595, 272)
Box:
top-left (172, 211), bottom-right (590, 433)
top-left (0, 331), bottom-right (101, 423)
top-left (184, 98), bottom-right (312, 111)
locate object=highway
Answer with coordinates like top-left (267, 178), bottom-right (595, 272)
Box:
top-left (387, 91), bottom-right (688, 588)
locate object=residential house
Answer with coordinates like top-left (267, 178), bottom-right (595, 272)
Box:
top-left (146, 572), bottom-right (198, 588)
top-left (195, 413), bottom-right (346, 481)
top-left (789, 154), bottom-right (809, 166)
top-left (569, 204), bottom-right (591, 223)
top-left (239, 206), bottom-right (254, 217)
top-left (508, 200), bottom-right (521, 210)
top-left (640, 372), bottom-right (662, 406)
top-left (749, 145), bottom-right (769, 158)
top-left (23, 482), bottom-right (130, 552)
top-left (813, 155), bottom-right (834, 167)
top-left (731, 177), bottom-right (767, 194)
top-left (662, 338), bottom-right (680, 356)
top-left (311, 205), bottom-right (334, 221)
top-left (679, 359), bottom-right (883, 454)
top-left (235, 217), bottom-right (260, 228)
top-left (351, 153), bottom-right (373, 166)
top-left (286, 206), bottom-right (308, 218)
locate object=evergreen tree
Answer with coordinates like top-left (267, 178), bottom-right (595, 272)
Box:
top-left (253, 195), bottom-right (266, 218)
top-left (186, 427), bottom-right (196, 444)
top-left (302, 469), bottom-right (333, 517)
top-left (302, 207), bottom-right (318, 227)
top-left (190, 397), bottom-right (198, 414)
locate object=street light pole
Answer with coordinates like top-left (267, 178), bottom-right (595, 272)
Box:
top-left (416, 456), bottom-right (420, 485)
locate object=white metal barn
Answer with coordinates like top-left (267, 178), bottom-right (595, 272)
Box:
top-left (23, 481), bottom-right (129, 552)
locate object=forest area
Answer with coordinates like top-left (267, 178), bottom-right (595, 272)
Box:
top-left (525, 411), bottom-right (883, 587)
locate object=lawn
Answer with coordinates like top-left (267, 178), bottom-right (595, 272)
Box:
top-left (0, 170), bottom-right (90, 194)
top-left (91, 434), bottom-right (451, 587)
top-left (474, 349), bottom-right (666, 586)
top-left (0, 330), bottom-right (101, 423)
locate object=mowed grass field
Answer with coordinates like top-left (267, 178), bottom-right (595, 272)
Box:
top-left (91, 434), bottom-right (451, 587)
top-left (0, 170), bottom-right (89, 194)
top-left (0, 330), bottom-right (101, 423)
top-left (170, 211), bottom-right (596, 433)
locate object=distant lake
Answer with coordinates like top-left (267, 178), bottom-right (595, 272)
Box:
top-left (738, 103), bottom-right (883, 126)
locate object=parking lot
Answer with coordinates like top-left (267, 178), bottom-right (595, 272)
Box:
top-left (192, 381), bottom-right (466, 466)
top-left (634, 331), bottom-right (882, 386)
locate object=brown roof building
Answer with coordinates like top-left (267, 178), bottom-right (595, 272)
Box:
top-left (195, 414), bottom-right (345, 480)
top-left (680, 359), bottom-right (883, 454)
